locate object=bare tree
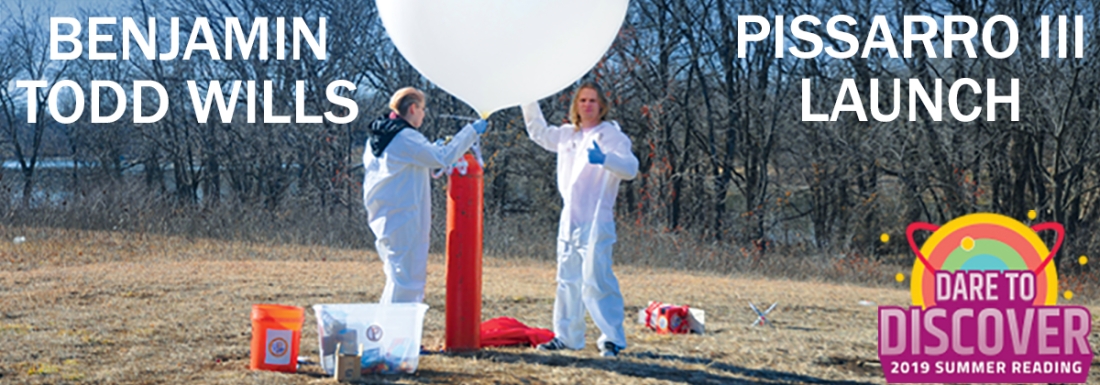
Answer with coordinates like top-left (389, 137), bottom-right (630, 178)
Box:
top-left (0, 2), bottom-right (72, 207)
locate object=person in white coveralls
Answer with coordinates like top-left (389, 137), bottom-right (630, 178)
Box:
top-left (522, 82), bottom-right (638, 357)
top-left (363, 87), bottom-right (488, 304)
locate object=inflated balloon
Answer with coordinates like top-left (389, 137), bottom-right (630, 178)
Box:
top-left (376, 0), bottom-right (630, 118)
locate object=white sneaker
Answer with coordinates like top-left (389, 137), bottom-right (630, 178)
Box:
top-left (599, 341), bottom-right (623, 357)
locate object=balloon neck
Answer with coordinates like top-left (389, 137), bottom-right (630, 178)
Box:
top-left (479, 111), bottom-right (492, 120)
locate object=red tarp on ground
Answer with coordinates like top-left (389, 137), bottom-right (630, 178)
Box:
top-left (479, 317), bottom-right (554, 348)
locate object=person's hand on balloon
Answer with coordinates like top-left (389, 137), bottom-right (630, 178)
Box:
top-left (468, 119), bottom-right (489, 135)
top-left (588, 142), bottom-right (606, 165)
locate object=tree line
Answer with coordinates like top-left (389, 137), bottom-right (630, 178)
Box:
top-left (1, 0), bottom-right (1097, 273)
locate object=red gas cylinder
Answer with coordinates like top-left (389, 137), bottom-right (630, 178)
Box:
top-left (445, 153), bottom-right (483, 351)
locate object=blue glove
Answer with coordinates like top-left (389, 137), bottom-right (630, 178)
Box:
top-left (471, 119), bottom-right (489, 135)
top-left (588, 142), bottom-right (606, 165)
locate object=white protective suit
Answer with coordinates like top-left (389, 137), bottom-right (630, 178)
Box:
top-left (522, 102), bottom-right (639, 350)
top-left (362, 118), bottom-right (478, 304)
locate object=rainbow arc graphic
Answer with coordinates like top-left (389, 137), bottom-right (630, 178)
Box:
top-left (907, 213), bottom-right (1061, 307)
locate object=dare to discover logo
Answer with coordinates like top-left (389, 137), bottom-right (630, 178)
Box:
top-left (878, 213), bottom-right (1093, 383)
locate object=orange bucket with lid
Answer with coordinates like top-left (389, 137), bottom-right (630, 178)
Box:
top-left (250, 304), bottom-right (305, 372)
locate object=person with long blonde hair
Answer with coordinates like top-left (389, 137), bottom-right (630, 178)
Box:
top-left (521, 82), bottom-right (638, 357)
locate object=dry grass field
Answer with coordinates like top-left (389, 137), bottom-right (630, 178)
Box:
top-left (1, 226), bottom-right (1098, 384)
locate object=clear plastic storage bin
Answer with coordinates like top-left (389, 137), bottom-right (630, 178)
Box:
top-left (313, 303), bottom-right (429, 375)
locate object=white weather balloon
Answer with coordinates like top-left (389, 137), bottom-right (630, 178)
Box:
top-left (376, 0), bottom-right (630, 118)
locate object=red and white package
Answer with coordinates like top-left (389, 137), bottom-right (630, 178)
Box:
top-left (639, 301), bottom-right (705, 334)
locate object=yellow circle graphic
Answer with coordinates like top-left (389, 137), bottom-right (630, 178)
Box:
top-left (960, 236), bottom-right (975, 251)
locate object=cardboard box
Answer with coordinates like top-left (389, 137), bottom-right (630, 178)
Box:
top-left (333, 343), bottom-right (361, 383)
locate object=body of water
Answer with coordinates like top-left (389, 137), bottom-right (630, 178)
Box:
top-left (2, 159), bottom-right (97, 170)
